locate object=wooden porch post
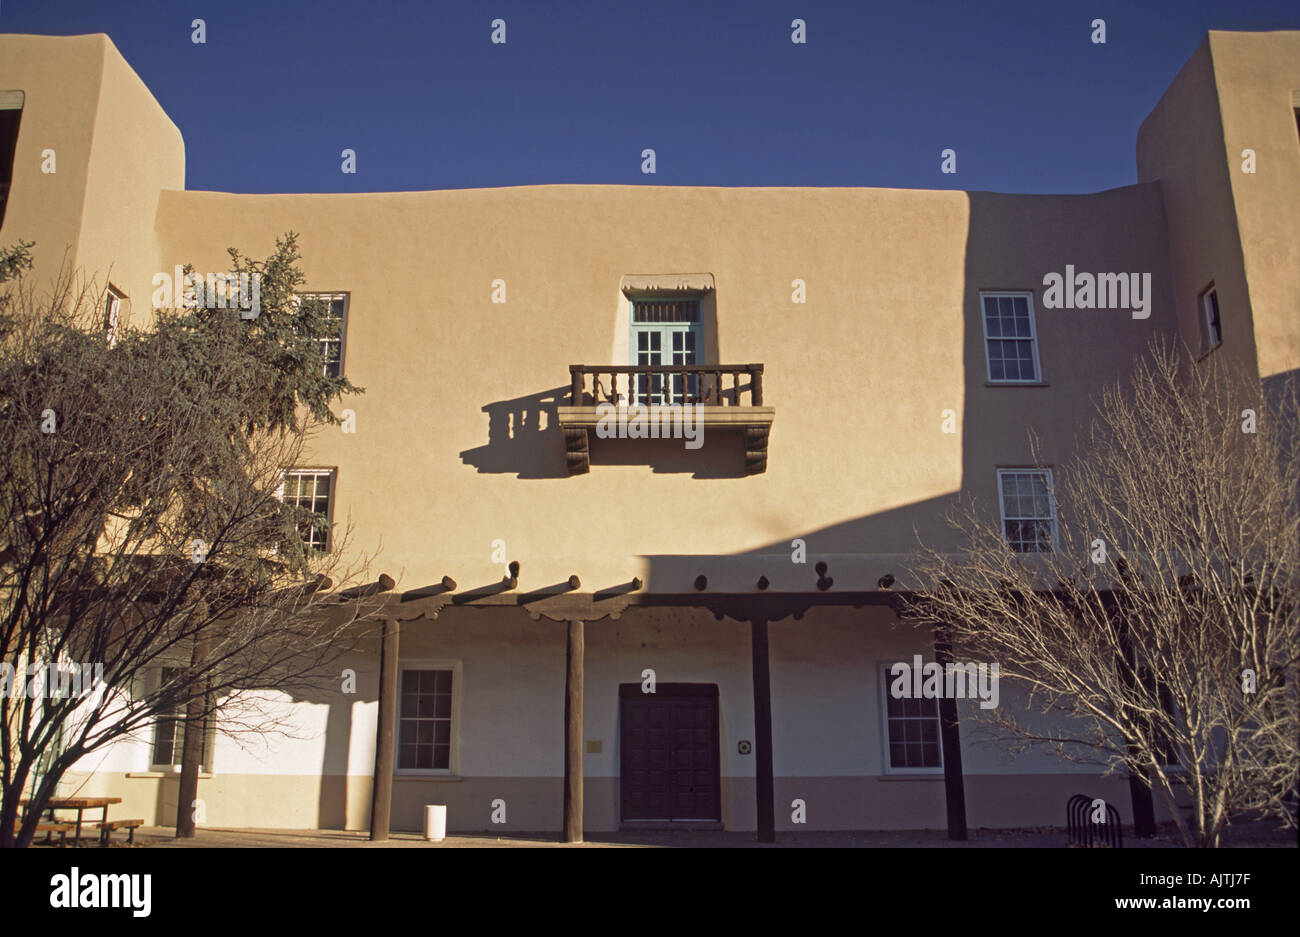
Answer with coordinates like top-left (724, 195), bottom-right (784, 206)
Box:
top-left (563, 619), bottom-right (584, 843)
top-left (369, 617), bottom-right (399, 841)
top-left (1126, 761), bottom-right (1157, 838)
top-left (1114, 609), bottom-right (1157, 838)
top-left (750, 617), bottom-right (775, 843)
top-left (933, 625), bottom-right (968, 841)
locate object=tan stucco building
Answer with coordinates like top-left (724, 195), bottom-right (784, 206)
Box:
top-left (1, 30), bottom-right (1296, 837)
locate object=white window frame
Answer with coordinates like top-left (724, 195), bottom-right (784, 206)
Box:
top-left (277, 467), bottom-right (336, 554)
top-left (980, 291), bottom-right (1042, 384)
top-left (149, 666), bottom-right (216, 773)
top-left (878, 662), bottom-right (944, 775)
top-left (296, 292), bottom-right (349, 378)
top-left (104, 286), bottom-right (124, 347)
top-left (393, 659), bottom-right (462, 777)
top-left (996, 467), bottom-right (1059, 553)
top-left (1199, 284), bottom-right (1222, 354)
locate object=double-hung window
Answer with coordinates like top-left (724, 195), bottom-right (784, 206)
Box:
top-left (880, 664), bottom-right (942, 770)
top-left (151, 667), bottom-right (213, 771)
top-left (398, 668), bottom-right (454, 771)
top-left (0, 90), bottom-right (21, 231)
top-left (297, 293), bottom-right (349, 378)
top-left (630, 298), bottom-right (702, 405)
top-left (279, 468), bottom-right (335, 553)
top-left (981, 292), bottom-right (1041, 383)
top-left (997, 468), bottom-right (1057, 553)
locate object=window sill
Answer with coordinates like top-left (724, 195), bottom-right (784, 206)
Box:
top-left (393, 774), bottom-right (463, 782)
top-left (877, 773), bottom-right (945, 781)
top-left (127, 771), bottom-right (214, 779)
top-left (984, 381), bottom-right (1049, 388)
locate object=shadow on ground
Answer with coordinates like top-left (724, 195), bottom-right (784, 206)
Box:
top-left (95, 822), bottom-right (1297, 849)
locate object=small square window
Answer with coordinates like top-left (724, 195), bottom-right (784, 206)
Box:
top-left (980, 292), bottom-right (1041, 383)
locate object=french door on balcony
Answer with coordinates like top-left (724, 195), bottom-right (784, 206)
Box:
top-left (630, 298), bottom-right (702, 405)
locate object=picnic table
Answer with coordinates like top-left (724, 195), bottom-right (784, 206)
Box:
top-left (20, 796), bottom-right (122, 846)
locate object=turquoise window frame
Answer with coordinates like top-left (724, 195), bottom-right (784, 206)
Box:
top-left (628, 296), bottom-right (704, 404)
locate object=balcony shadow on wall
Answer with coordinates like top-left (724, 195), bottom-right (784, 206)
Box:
top-left (587, 430), bottom-right (749, 478)
top-left (459, 386), bottom-right (570, 479)
top-left (459, 385), bottom-right (752, 478)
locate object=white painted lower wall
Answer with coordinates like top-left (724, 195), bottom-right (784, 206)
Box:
top-left (63, 604), bottom-right (1173, 832)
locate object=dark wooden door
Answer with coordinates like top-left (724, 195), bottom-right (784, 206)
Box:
top-left (620, 684), bottom-right (720, 822)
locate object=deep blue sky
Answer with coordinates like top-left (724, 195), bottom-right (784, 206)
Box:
top-left (5, 1), bottom-right (1298, 194)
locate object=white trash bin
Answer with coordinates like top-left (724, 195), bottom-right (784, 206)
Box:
top-left (424, 805), bottom-right (447, 842)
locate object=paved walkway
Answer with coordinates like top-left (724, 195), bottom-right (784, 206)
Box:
top-left (110, 823), bottom-right (1292, 848)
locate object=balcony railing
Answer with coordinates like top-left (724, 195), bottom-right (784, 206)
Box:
top-left (559, 364), bottom-right (773, 475)
top-left (569, 364), bottom-right (764, 407)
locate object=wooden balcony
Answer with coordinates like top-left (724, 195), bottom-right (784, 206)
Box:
top-left (557, 364), bottom-right (774, 475)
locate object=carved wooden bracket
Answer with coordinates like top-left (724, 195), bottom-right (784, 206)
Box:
top-left (744, 424), bottom-right (770, 475)
top-left (562, 427), bottom-right (590, 474)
